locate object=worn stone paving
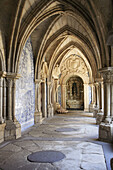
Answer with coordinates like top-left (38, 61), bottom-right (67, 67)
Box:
top-left (0, 111), bottom-right (107, 170)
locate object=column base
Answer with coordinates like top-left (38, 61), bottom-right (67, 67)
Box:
top-left (89, 103), bottom-right (95, 112)
top-left (93, 106), bottom-right (99, 118)
top-left (4, 120), bottom-right (21, 141)
top-left (34, 111), bottom-right (42, 124)
top-left (0, 123), bottom-right (6, 143)
top-left (96, 112), bottom-right (104, 125)
top-left (48, 104), bottom-right (54, 117)
top-left (99, 122), bottom-right (113, 142)
top-left (84, 108), bottom-right (89, 112)
top-left (56, 103), bottom-right (61, 110)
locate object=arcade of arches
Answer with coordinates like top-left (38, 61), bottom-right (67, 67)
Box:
top-left (0, 0), bottom-right (113, 144)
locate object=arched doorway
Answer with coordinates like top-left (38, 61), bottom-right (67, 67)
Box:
top-left (66, 76), bottom-right (84, 110)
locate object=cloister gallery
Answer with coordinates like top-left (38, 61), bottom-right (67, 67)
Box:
top-left (0, 0), bottom-right (113, 169)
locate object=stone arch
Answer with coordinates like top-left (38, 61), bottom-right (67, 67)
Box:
top-left (13, 0), bottom-right (104, 80)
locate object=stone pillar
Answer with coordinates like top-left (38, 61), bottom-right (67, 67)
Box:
top-left (96, 81), bottom-right (104, 125)
top-left (101, 81), bottom-right (104, 112)
top-left (54, 79), bottom-right (60, 110)
top-left (89, 83), bottom-right (95, 112)
top-left (6, 78), bottom-right (13, 120)
top-left (0, 77), bottom-right (4, 123)
top-left (99, 67), bottom-right (113, 142)
top-left (41, 81), bottom-right (47, 118)
top-left (47, 81), bottom-right (54, 117)
top-left (61, 84), bottom-right (66, 109)
top-left (0, 75), bottom-right (6, 143)
top-left (34, 80), bottom-right (42, 123)
top-left (84, 83), bottom-right (89, 112)
top-left (47, 81), bottom-right (51, 117)
top-left (3, 78), bottom-right (6, 121)
top-left (4, 74), bottom-right (21, 141)
top-left (111, 72), bottom-right (113, 119)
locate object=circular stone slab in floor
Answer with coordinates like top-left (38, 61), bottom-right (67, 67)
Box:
top-left (55, 128), bottom-right (79, 132)
top-left (27, 150), bottom-right (65, 163)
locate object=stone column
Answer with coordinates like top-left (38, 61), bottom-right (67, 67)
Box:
top-left (0, 77), bottom-right (4, 123)
top-left (101, 81), bottom-right (104, 112)
top-left (84, 83), bottom-right (89, 112)
top-left (0, 72), bottom-right (6, 143)
top-left (41, 81), bottom-right (47, 118)
top-left (6, 78), bottom-right (13, 120)
top-left (99, 67), bottom-right (113, 142)
top-left (47, 81), bottom-right (51, 117)
top-left (89, 83), bottom-right (95, 112)
top-left (47, 81), bottom-right (54, 117)
top-left (5, 73), bottom-right (21, 141)
top-left (3, 78), bottom-right (6, 121)
top-left (61, 84), bottom-right (66, 109)
top-left (54, 79), bottom-right (60, 110)
top-left (34, 80), bottom-right (42, 123)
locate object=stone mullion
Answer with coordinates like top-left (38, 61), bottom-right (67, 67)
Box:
top-left (0, 77), bottom-right (4, 123)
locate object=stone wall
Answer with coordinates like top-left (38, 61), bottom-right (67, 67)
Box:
top-left (15, 38), bottom-right (35, 131)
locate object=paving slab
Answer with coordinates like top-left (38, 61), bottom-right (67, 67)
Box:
top-left (0, 111), bottom-right (107, 170)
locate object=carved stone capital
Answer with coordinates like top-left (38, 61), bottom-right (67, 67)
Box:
top-left (99, 67), bottom-right (113, 83)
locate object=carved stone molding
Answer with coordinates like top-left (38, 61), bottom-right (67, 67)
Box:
top-left (99, 67), bottom-right (113, 83)
top-left (60, 55), bottom-right (88, 77)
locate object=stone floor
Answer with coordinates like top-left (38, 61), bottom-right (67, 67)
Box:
top-left (0, 111), bottom-right (110, 170)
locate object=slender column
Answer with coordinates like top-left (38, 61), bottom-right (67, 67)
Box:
top-left (98, 83), bottom-right (102, 111)
top-left (92, 84), bottom-right (96, 105)
top-left (34, 80), bottom-right (42, 123)
top-left (0, 77), bottom-right (4, 123)
top-left (99, 68), bottom-right (113, 142)
top-left (3, 78), bottom-right (6, 121)
top-left (35, 82), bottom-right (38, 112)
top-left (110, 71), bottom-right (113, 118)
top-left (41, 81), bottom-right (47, 118)
top-left (96, 83), bottom-right (99, 108)
top-left (84, 83), bottom-right (89, 112)
top-left (6, 78), bottom-right (13, 120)
top-left (12, 79), bottom-right (17, 122)
top-left (103, 76), bottom-right (111, 122)
top-left (61, 84), bottom-right (66, 109)
top-left (101, 82), bottom-right (104, 112)
top-left (47, 81), bottom-right (51, 117)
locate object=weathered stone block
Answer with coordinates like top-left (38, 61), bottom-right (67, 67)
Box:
top-left (4, 120), bottom-right (21, 141)
top-left (99, 123), bottom-right (113, 142)
top-left (0, 123), bottom-right (6, 143)
top-left (34, 111), bottom-right (42, 124)
top-left (96, 112), bottom-right (104, 125)
top-left (89, 103), bottom-right (95, 112)
top-left (93, 107), bottom-right (99, 118)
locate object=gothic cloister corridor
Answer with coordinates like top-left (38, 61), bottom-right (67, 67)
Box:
top-left (0, 0), bottom-right (113, 169)
top-left (0, 111), bottom-right (112, 170)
